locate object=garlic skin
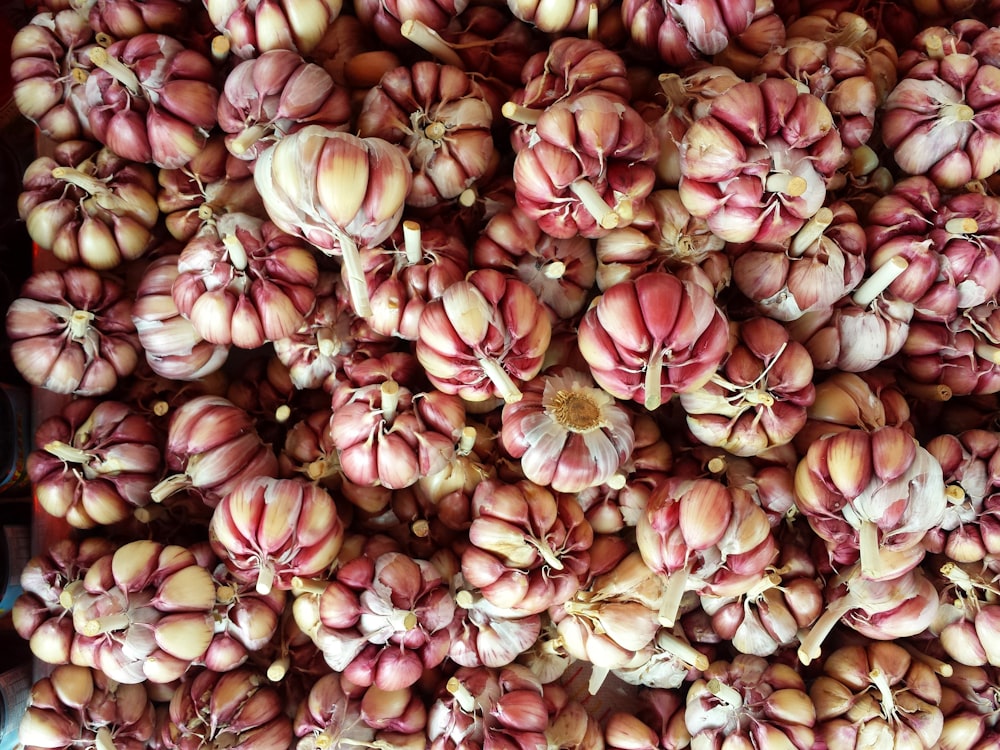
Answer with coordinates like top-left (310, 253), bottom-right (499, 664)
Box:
top-left (501, 367), bottom-right (635, 493)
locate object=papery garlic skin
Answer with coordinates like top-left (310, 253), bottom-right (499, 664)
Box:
top-left (501, 367), bottom-right (635, 493)
top-left (82, 33), bottom-right (220, 169)
top-left (11, 9), bottom-right (95, 142)
top-left (163, 666), bottom-right (294, 749)
top-left (621, 0), bottom-right (758, 66)
top-left (18, 664), bottom-right (155, 750)
top-left (13, 537), bottom-right (116, 666)
top-left (172, 212), bottom-right (320, 349)
top-left (512, 90), bottom-right (660, 240)
top-left (218, 49), bottom-right (351, 161)
top-left (157, 134), bottom-right (265, 243)
top-left (19, 141), bottom-right (159, 270)
top-left (253, 125), bottom-right (413, 317)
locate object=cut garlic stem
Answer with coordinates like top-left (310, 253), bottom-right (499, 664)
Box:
top-left (902, 643), bottom-right (953, 677)
top-left (149, 472), bottom-right (191, 503)
top-left (228, 125), bottom-right (269, 156)
top-left (338, 232), bottom-right (373, 318)
top-left (657, 630), bottom-right (709, 670)
top-left (457, 426), bottom-right (477, 455)
top-left (68, 309), bottom-right (95, 339)
top-left (95, 726), bottom-right (116, 750)
top-left (211, 34), bottom-right (230, 63)
top-left (133, 505), bottom-right (164, 524)
top-left (222, 233), bottom-right (249, 271)
top-left (925, 34), bottom-right (944, 58)
top-left (658, 561), bottom-right (689, 627)
top-left (381, 380), bottom-right (400, 423)
top-left (974, 341), bottom-right (1000, 365)
top-left (543, 260), bottom-right (566, 279)
top-left (424, 121), bottom-right (447, 141)
top-left (267, 656), bottom-right (290, 681)
top-left (216, 584), bottom-right (236, 605)
top-left (707, 456), bottom-right (727, 474)
top-left (59, 579), bottom-right (85, 610)
top-left (869, 668), bottom-right (898, 721)
top-left (570, 179), bottom-right (619, 229)
top-left (458, 188), bottom-right (477, 207)
top-left (71, 67), bottom-right (89, 84)
top-left (501, 101), bottom-right (541, 125)
top-left (945, 217), bottom-right (978, 235)
top-left (197, 203), bottom-right (216, 221)
top-left (657, 73), bottom-right (686, 108)
top-left (306, 458), bottom-right (333, 481)
top-left (588, 665), bottom-right (610, 695)
top-left (51, 166), bottom-right (108, 197)
top-left (153, 400), bottom-right (170, 417)
top-left (943, 103), bottom-right (975, 122)
top-left (275, 404), bottom-right (291, 423)
top-left (788, 207), bottom-right (833, 257)
top-left (852, 255), bottom-right (908, 308)
top-left (586, 2), bottom-right (598, 39)
top-left (605, 472), bottom-right (626, 490)
top-left (256, 561), bottom-right (276, 595)
top-left (797, 593), bottom-right (854, 665)
top-left (644, 346), bottom-right (664, 411)
top-left (859, 519), bottom-right (883, 579)
top-left (43, 440), bottom-right (91, 464)
top-left (745, 572), bottom-right (782, 600)
top-left (84, 612), bottom-right (131, 636)
top-left (88, 46), bottom-right (141, 94)
top-left (454, 589), bottom-right (475, 609)
top-left (403, 220), bottom-right (423, 265)
top-left (412, 519), bottom-right (430, 538)
top-left (447, 676), bottom-right (477, 712)
top-left (478, 356), bottom-right (522, 403)
top-left (707, 678), bottom-right (743, 709)
top-left (315, 327), bottom-right (337, 357)
top-left (898, 376), bottom-right (952, 402)
top-left (400, 18), bottom-right (464, 68)
top-left (945, 485), bottom-right (966, 504)
top-left (765, 172), bottom-right (807, 197)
